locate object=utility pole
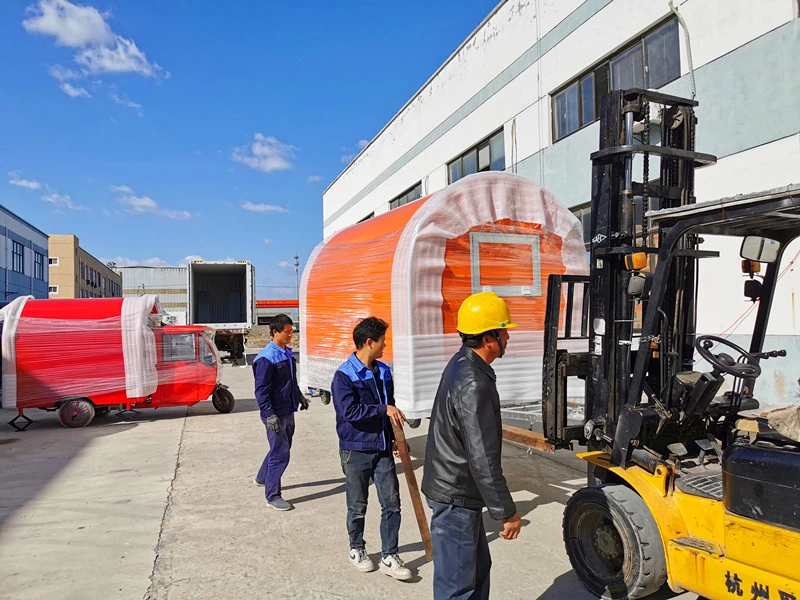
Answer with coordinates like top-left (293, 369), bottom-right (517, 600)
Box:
top-left (293, 254), bottom-right (300, 302)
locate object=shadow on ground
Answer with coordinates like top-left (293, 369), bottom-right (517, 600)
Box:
top-left (0, 411), bottom-right (138, 530)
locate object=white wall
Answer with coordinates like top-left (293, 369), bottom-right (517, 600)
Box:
top-left (323, 0), bottom-right (796, 238)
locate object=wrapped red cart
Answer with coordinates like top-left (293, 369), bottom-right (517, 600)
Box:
top-left (1, 295), bottom-right (234, 429)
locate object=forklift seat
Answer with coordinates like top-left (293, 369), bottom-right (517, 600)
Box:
top-left (722, 443), bottom-right (800, 530)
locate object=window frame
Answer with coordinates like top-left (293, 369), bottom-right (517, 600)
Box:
top-left (33, 252), bottom-right (45, 280)
top-left (389, 181), bottom-right (423, 210)
top-left (11, 240), bottom-right (24, 274)
top-left (162, 333), bottom-right (198, 363)
top-left (551, 17), bottom-right (680, 143)
top-left (448, 129), bottom-right (505, 184)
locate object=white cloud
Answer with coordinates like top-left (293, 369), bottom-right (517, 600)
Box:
top-left (264, 238), bottom-right (272, 245)
top-left (42, 192), bottom-right (86, 210)
top-left (340, 153), bottom-right (355, 165)
top-left (8, 172), bottom-right (42, 189)
top-left (306, 175), bottom-right (324, 183)
top-left (101, 256), bottom-right (170, 267)
top-left (232, 134), bottom-right (296, 173)
top-left (357, 139), bottom-right (369, 150)
top-left (23, 0), bottom-right (113, 47)
top-left (178, 255), bottom-right (204, 266)
top-left (277, 260), bottom-right (293, 269)
top-left (241, 201), bottom-right (288, 214)
top-left (60, 82), bottom-right (90, 98)
top-left (113, 186), bottom-right (192, 220)
top-left (101, 255), bottom-right (205, 268)
top-left (23, 0), bottom-right (165, 89)
top-left (77, 37), bottom-right (161, 77)
top-left (49, 64), bottom-right (79, 80)
top-left (110, 93), bottom-right (142, 116)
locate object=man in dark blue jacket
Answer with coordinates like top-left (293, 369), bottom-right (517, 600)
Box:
top-left (254, 313), bottom-right (308, 511)
top-left (331, 317), bottom-right (412, 581)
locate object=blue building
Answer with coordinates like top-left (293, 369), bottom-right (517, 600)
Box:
top-left (0, 205), bottom-right (49, 300)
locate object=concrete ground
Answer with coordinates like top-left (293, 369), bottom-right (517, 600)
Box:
top-left (0, 360), bottom-right (700, 600)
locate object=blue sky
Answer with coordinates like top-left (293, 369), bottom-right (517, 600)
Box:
top-left (0, 0), bottom-right (496, 298)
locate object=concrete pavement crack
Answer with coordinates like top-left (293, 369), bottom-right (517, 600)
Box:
top-left (143, 409), bottom-right (189, 600)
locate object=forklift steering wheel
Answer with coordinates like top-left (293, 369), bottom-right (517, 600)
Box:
top-left (695, 335), bottom-right (761, 378)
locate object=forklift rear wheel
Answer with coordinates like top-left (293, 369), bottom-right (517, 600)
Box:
top-left (58, 399), bottom-right (96, 428)
top-left (406, 419), bottom-right (421, 429)
top-left (212, 388), bottom-right (235, 414)
top-left (563, 485), bottom-right (667, 599)
top-left (321, 391), bottom-right (331, 406)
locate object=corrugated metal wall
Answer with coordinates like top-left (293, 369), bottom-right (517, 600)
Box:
top-left (118, 266), bottom-right (188, 324)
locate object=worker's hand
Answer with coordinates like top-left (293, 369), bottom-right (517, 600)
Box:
top-left (392, 440), bottom-right (410, 458)
top-left (385, 405), bottom-right (406, 429)
top-left (499, 513), bottom-right (522, 540)
top-left (266, 415), bottom-right (281, 433)
top-left (298, 395), bottom-right (309, 411)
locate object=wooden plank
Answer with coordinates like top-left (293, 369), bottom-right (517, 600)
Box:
top-left (502, 424), bottom-right (562, 454)
top-left (391, 422), bottom-right (433, 561)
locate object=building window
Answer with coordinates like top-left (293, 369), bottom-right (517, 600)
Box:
top-left (34, 252), bottom-right (45, 280)
top-left (11, 241), bottom-right (24, 273)
top-left (389, 182), bottom-right (422, 210)
top-left (49, 285), bottom-right (59, 294)
top-left (552, 18), bottom-right (679, 142)
top-left (48, 257), bottom-right (59, 266)
top-left (448, 129), bottom-right (505, 184)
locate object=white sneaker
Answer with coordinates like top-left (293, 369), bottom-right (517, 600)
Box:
top-left (379, 554), bottom-right (412, 581)
top-left (349, 548), bottom-right (376, 573)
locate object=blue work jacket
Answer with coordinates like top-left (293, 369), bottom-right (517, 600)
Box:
top-left (331, 353), bottom-right (395, 452)
top-left (253, 342), bottom-right (301, 419)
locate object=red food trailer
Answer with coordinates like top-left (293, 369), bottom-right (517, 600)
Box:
top-left (1, 295), bottom-right (234, 429)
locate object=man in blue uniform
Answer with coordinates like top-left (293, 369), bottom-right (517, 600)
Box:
top-left (254, 313), bottom-right (308, 511)
top-left (331, 317), bottom-right (412, 581)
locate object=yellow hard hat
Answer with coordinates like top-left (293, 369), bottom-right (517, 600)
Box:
top-left (457, 292), bottom-right (518, 335)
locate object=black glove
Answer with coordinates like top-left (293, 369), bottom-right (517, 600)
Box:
top-left (266, 415), bottom-right (280, 433)
top-left (298, 395), bottom-right (309, 411)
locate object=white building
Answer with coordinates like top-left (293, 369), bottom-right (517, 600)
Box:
top-left (324, 0), bottom-right (800, 407)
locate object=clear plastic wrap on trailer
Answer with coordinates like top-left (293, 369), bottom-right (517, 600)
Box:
top-left (1, 295), bottom-right (166, 410)
top-left (300, 172), bottom-right (590, 418)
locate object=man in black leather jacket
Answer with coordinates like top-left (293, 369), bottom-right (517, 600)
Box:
top-left (422, 291), bottom-right (522, 600)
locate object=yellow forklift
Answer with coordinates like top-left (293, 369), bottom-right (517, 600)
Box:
top-left (540, 88), bottom-right (800, 599)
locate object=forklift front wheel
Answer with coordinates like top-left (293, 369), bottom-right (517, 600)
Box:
top-left (406, 419), bottom-right (421, 429)
top-left (58, 398), bottom-right (96, 428)
top-left (212, 388), bottom-right (235, 414)
top-left (563, 484), bottom-right (667, 599)
top-left (321, 391), bottom-right (332, 406)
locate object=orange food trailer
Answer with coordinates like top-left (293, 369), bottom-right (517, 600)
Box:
top-left (299, 172), bottom-right (589, 419)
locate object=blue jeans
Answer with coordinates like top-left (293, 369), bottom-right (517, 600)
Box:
top-left (427, 498), bottom-right (491, 600)
top-left (257, 413), bottom-right (295, 502)
top-left (339, 449), bottom-right (401, 556)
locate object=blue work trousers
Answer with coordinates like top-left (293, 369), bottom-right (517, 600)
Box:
top-left (339, 449), bottom-right (401, 557)
top-left (257, 413), bottom-right (295, 502)
top-left (427, 498), bottom-right (492, 600)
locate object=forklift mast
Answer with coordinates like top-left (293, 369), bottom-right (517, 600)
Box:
top-left (542, 88), bottom-right (717, 468)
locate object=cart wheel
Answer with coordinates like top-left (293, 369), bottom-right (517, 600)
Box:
top-left (563, 485), bottom-right (666, 599)
top-left (321, 391), bottom-right (332, 405)
top-left (406, 419), bottom-right (421, 429)
top-left (212, 388), bottom-right (235, 414)
top-left (58, 399), bottom-right (96, 428)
